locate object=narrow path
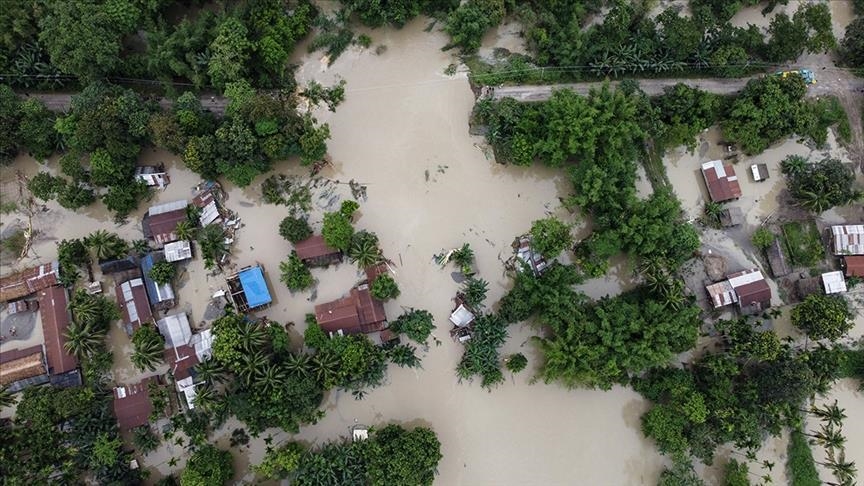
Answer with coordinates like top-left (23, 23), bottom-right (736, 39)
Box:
top-left (20, 92), bottom-right (228, 116)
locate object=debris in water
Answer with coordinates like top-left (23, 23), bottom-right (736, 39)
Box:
top-left (424, 169), bottom-right (430, 182)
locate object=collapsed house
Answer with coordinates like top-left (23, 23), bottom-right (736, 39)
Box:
top-left (706, 269), bottom-right (772, 313)
top-left (449, 303), bottom-right (476, 343)
top-left (510, 236), bottom-right (548, 276)
top-left (157, 312), bottom-right (213, 410)
top-left (0, 261), bottom-right (60, 303)
top-left (134, 165), bottom-right (169, 188)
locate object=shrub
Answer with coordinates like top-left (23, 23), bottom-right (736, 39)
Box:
top-left (506, 353), bottom-right (528, 373)
top-left (148, 261), bottom-right (176, 285)
top-left (279, 252), bottom-right (314, 291)
top-left (370, 274), bottom-right (400, 300)
top-left (390, 309), bottom-right (435, 344)
top-left (279, 216), bottom-right (312, 243)
top-left (751, 227), bottom-right (775, 251)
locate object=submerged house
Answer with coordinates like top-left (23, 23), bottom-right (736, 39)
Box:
top-left (315, 285), bottom-right (387, 337)
top-left (0, 347), bottom-right (46, 389)
top-left (449, 303), bottom-right (476, 343)
top-left (98, 256), bottom-right (139, 276)
top-left (112, 377), bottom-right (156, 430)
top-left (701, 160), bottom-right (742, 203)
top-left (115, 278), bottom-right (153, 336)
top-left (831, 224), bottom-right (864, 255)
top-left (512, 236), bottom-right (548, 276)
top-left (141, 253), bottom-right (176, 310)
top-left (226, 265), bottom-right (272, 312)
top-left (295, 235), bottom-right (343, 267)
top-left (706, 269), bottom-right (772, 313)
top-left (134, 165), bottom-right (169, 188)
top-left (143, 200), bottom-right (188, 247)
top-left (0, 260), bottom-right (60, 303)
top-left (766, 239), bottom-right (791, 277)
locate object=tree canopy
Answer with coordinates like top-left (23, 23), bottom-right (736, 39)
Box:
top-left (791, 294), bottom-right (854, 341)
top-left (781, 156), bottom-right (861, 213)
top-left (181, 444), bottom-right (233, 486)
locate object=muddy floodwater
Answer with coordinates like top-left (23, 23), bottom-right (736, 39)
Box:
top-left (2, 14), bottom-right (863, 486)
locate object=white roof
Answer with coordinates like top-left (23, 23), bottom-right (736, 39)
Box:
top-left (120, 278), bottom-right (146, 324)
top-left (190, 329), bottom-right (213, 362)
top-left (176, 376), bottom-right (198, 410)
top-left (148, 199), bottom-right (187, 216)
top-left (157, 313), bottom-right (192, 348)
top-left (706, 280), bottom-right (737, 308)
top-left (352, 427), bottom-right (369, 441)
top-left (831, 225), bottom-right (864, 255)
top-left (727, 269), bottom-right (765, 289)
top-left (702, 160), bottom-right (725, 177)
top-left (449, 304), bottom-right (476, 327)
top-left (822, 271), bottom-right (847, 294)
top-left (200, 201), bottom-right (220, 226)
top-left (164, 240), bottom-right (192, 262)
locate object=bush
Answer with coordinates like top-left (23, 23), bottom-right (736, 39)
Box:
top-left (148, 261), bottom-right (176, 285)
top-left (279, 252), bottom-right (314, 291)
top-left (181, 444), bottom-right (233, 486)
top-left (791, 294), bottom-right (854, 341)
top-left (27, 172), bottom-right (64, 201)
top-left (787, 428), bottom-right (820, 486)
top-left (279, 216), bottom-right (312, 243)
top-left (370, 274), bottom-right (400, 300)
top-left (506, 353), bottom-right (527, 373)
top-left (530, 217), bottom-right (573, 258)
top-left (322, 211), bottom-right (353, 251)
top-left (390, 309), bottom-right (435, 344)
top-left (783, 157), bottom-right (861, 213)
top-left (751, 227), bottom-right (775, 251)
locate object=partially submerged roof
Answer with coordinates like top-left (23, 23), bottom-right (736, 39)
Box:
top-left (0, 261), bottom-right (60, 302)
top-left (157, 312), bottom-right (192, 348)
top-left (164, 240), bottom-right (192, 262)
top-left (701, 160), bottom-right (742, 203)
top-left (844, 255), bottom-right (864, 277)
top-left (831, 225), bottom-right (864, 255)
top-left (176, 375), bottom-right (199, 410)
top-left (821, 271), bottom-right (847, 294)
top-left (193, 190), bottom-right (222, 226)
top-left (0, 350), bottom-right (45, 386)
top-left (141, 254), bottom-right (175, 305)
top-left (449, 304), bottom-right (476, 328)
top-left (190, 328), bottom-right (213, 362)
top-left (164, 343), bottom-right (198, 381)
top-left (113, 378), bottom-right (154, 430)
top-left (295, 235), bottom-right (341, 262)
top-left (143, 200), bottom-right (188, 246)
top-left (238, 266), bottom-right (272, 309)
top-left (116, 278), bottom-right (153, 332)
top-left (315, 286), bottom-right (387, 335)
top-left (38, 286), bottom-right (78, 375)
top-left (706, 280), bottom-right (736, 308)
top-left (719, 207), bottom-right (745, 227)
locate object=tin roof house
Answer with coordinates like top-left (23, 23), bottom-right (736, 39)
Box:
top-left (842, 255), bottom-right (864, 277)
top-left (295, 235), bottom-right (343, 267)
top-left (141, 253), bottom-right (175, 310)
top-left (701, 160), bottom-right (742, 203)
top-left (314, 285), bottom-right (387, 337)
top-left (143, 200), bottom-right (188, 247)
top-left (831, 225), bottom-right (864, 255)
top-left (706, 269), bottom-right (772, 313)
top-left (115, 278), bottom-right (153, 335)
top-left (0, 261), bottom-right (60, 302)
top-left (112, 378), bottom-right (156, 430)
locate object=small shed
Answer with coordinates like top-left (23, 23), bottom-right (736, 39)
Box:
top-left (831, 225), bottom-right (864, 255)
top-left (226, 265), bottom-right (272, 312)
top-left (295, 235), bottom-right (343, 267)
top-left (821, 271), bottom-right (847, 294)
top-left (719, 207), bottom-right (745, 227)
top-left (750, 163), bottom-right (769, 182)
top-left (766, 239), bottom-right (791, 277)
top-left (843, 255), bottom-right (864, 277)
top-left (164, 240), bottom-right (192, 262)
top-left (112, 378), bottom-right (155, 430)
top-left (701, 160), bottom-right (742, 203)
top-left (449, 304), bottom-right (476, 328)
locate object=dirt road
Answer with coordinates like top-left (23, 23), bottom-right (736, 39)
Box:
top-left (21, 92), bottom-right (228, 116)
top-left (491, 68), bottom-right (864, 167)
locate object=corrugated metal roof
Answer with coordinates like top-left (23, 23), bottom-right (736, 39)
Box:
top-left (821, 271), bottom-right (847, 294)
top-left (701, 160), bottom-right (742, 202)
top-left (164, 240), bottom-right (192, 262)
top-left (141, 254), bottom-right (175, 305)
top-left (449, 304), bottom-right (475, 327)
top-left (157, 313), bottom-right (192, 348)
top-left (831, 225), bottom-right (864, 255)
top-left (38, 286), bottom-right (78, 375)
top-left (844, 256), bottom-right (864, 277)
top-left (148, 199), bottom-right (187, 215)
top-left (0, 261), bottom-right (60, 302)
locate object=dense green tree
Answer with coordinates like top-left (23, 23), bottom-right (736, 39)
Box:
top-left (148, 260), bottom-right (176, 286)
top-left (764, 13), bottom-right (809, 62)
top-left (389, 309), bottom-right (435, 344)
top-left (208, 16), bottom-right (252, 89)
top-left (367, 425), bottom-right (442, 486)
top-left (750, 227), bottom-right (775, 251)
top-left (280, 252), bottom-right (314, 291)
top-left (0, 85), bottom-right (20, 163)
top-left (197, 224), bottom-right (228, 268)
top-left (181, 444), bottom-right (233, 486)
top-left (782, 157), bottom-right (861, 212)
top-left (444, 0), bottom-right (505, 53)
top-left (322, 210), bottom-right (354, 251)
top-left (653, 84), bottom-right (723, 150)
top-left (279, 216), bottom-right (312, 243)
top-left (27, 172), bottom-right (64, 201)
top-left (529, 217), bottom-right (572, 258)
top-left (131, 325), bottom-right (165, 372)
top-left (17, 98), bottom-right (57, 160)
top-left (505, 353), bottom-right (528, 373)
top-left (839, 17), bottom-right (864, 70)
top-left (657, 459), bottom-right (705, 486)
top-left (254, 442), bottom-right (305, 480)
top-left (723, 459), bottom-right (750, 486)
top-left (370, 274), bottom-right (400, 300)
top-left (456, 313), bottom-right (508, 388)
top-left (791, 294), bottom-right (854, 341)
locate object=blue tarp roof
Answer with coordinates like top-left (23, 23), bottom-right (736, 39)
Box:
top-left (239, 266), bottom-right (272, 309)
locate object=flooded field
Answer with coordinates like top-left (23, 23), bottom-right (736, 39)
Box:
top-left (2, 11), bottom-right (863, 486)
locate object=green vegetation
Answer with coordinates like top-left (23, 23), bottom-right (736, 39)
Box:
top-left (348, 230), bottom-right (383, 268)
top-left (791, 295), bottom-right (854, 341)
top-left (787, 427), bottom-right (820, 486)
top-left (780, 221), bottom-right (824, 267)
top-left (444, 0), bottom-right (505, 53)
top-left (132, 426), bottom-right (160, 454)
top-left (279, 216), bottom-right (313, 243)
top-left (723, 459), bottom-right (751, 486)
top-left (181, 444), bottom-right (233, 486)
top-left (370, 274), bottom-right (400, 301)
top-left (322, 201), bottom-right (357, 251)
top-left (131, 325), bottom-right (165, 372)
top-left (456, 313), bottom-right (508, 388)
top-left (262, 175), bottom-right (313, 213)
top-left (838, 348), bottom-right (864, 389)
top-left (390, 309), bottom-right (436, 345)
top-left (304, 321), bottom-right (388, 391)
top-left (280, 252), bottom-right (314, 292)
top-left (653, 84), bottom-right (724, 151)
top-left (197, 224), bottom-right (228, 269)
top-left (751, 227), bottom-right (775, 251)
top-left (781, 156), bottom-right (861, 213)
top-left (255, 424), bottom-right (442, 484)
top-left (148, 260), bottom-right (176, 286)
top-left (461, 277), bottom-right (489, 309)
top-left (0, 85), bottom-right (56, 163)
top-left (450, 243), bottom-right (476, 275)
top-left (0, 229), bottom-right (27, 258)
top-left (529, 217), bottom-right (572, 258)
top-left (839, 16), bottom-right (864, 74)
top-left (506, 353), bottom-right (528, 373)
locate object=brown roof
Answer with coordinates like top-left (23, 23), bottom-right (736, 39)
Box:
top-left (701, 160), bottom-right (742, 203)
top-left (164, 344), bottom-right (198, 381)
top-left (0, 351), bottom-right (45, 385)
top-left (365, 263), bottom-right (389, 284)
top-left (38, 286), bottom-right (78, 374)
top-left (113, 378), bottom-right (155, 430)
top-left (143, 208), bottom-right (187, 245)
top-left (844, 256), bottom-right (864, 277)
top-left (0, 344), bottom-right (44, 364)
top-left (0, 261), bottom-right (60, 302)
top-left (295, 235), bottom-right (341, 261)
top-left (115, 278), bottom-right (153, 329)
top-left (727, 269), bottom-right (772, 308)
top-left (315, 287), bottom-right (387, 335)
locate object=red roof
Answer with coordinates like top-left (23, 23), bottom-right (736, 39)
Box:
top-left (0, 261), bottom-right (60, 302)
top-left (115, 278), bottom-right (153, 330)
top-left (143, 208), bottom-right (187, 245)
top-left (113, 378), bottom-right (155, 430)
top-left (315, 287), bottom-right (387, 335)
top-left (295, 235), bottom-right (341, 261)
top-left (701, 160), bottom-right (742, 203)
top-left (365, 263), bottom-right (389, 284)
top-left (38, 286), bottom-right (78, 374)
top-left (844, 256), bottom-right (864, 277)
top-left (164, 344), bottom-right (198, 381)
top-left (727, 269), bottom-right (772, 308)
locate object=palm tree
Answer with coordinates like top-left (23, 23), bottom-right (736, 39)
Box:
top-left (175, 221), bottom-right (196, 241)
top-left (238, 324), bottom-right (267, 353)
top-left (348, 232), bottom-right (382, 268)
top-left (192, 385), bottom-right (218, 411)
top-left (195, 357), bottom-right (227, 384)
top-left (808, 423), bottom-right (846, 450)
top-left (810, 400), bottom-right (847, 428)
top-left (254, 363), bottom-right (287, 394)
top-left (64, 321), bottom-right (104, 358)
top-left (703, 202), bottom-right (723, 227)
top-left (84, 230), bottom-right (112, 260)
top-left (822, 449), bottom-right (857, 484)
top-left (131, 239), bottom-right (150, 255)
top-left (239, 351), bottom-right (268, 385)
top-left (313, 352), bottom-right (340, 386)
top-left (70, 292), bottom-right (100, 325)
top-left (451, 243), bottom-right (474, 269)
top-left (0, 387), bottom-right (16, 408)
top-left (197, 224), bottom-right (227, 268)
top-left (285, 353), bottom-right (312, 376)
top-left (462, 277), bottom-right (489, 309)
top-left (131, 328), bottom-right (165, 372)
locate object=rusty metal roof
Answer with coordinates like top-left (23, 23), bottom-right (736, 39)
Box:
top-left (0, 261), bottom-right (60, 302)
top-left (701, 160), bottom-right (742, 203)
top-left (295, 235), bottom-right (341, 261)
top-left (38, 286), bottom-right (78, 375)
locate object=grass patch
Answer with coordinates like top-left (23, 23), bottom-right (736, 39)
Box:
top-left (641, 141), bottom-right (670, 191)
top-left (838, 347), bottom-right (864, 388)
top-left (781, 221), bottom-right (824, 267)
top-left (787, 427), bottom-right (820, 486)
